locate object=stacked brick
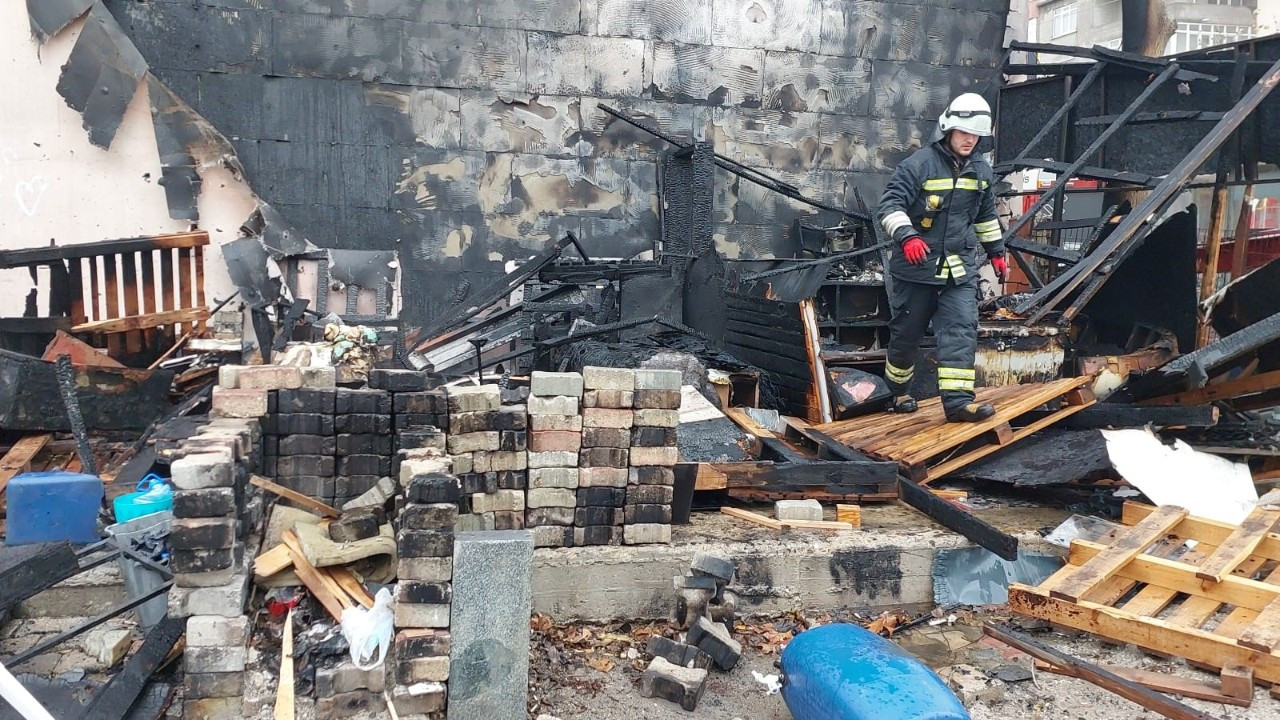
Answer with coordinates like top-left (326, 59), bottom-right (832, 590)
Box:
top-left (392, 456), bottom-right (459, 717)
top-left (170, 405), bottom-right (265, 716)
top-left (625, 369), bottom-right (681, 545)
top-left (576, 367), bottom-right (635, 546)
top-left (332, 388), bottom-right (392, 507)
top-left (446, 385), bottom-right (527, 531)
top-left (525, 372), bottom-right (584, 548)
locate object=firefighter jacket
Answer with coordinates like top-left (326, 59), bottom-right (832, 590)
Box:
top-left (876, 141), bottom-right (1005, 286)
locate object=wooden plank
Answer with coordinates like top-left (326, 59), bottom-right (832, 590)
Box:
top-left (1033, 659), bottom-right (1251, 708)
top-left (1123, 501), bottom-right (1280, 563)
top-left (103, 254), bottom-right (122, 356)
top-left (984, 623), bottom-right (1220, 720)
top-left (1233, 563), bottom-right (1280, 651)
top-left (719, 506), bottom-right (853, 532)
top-left (67, 259), bottom-right (86, 326)
top-left (250, 475), bottom-right (341, 518)
top-left (1051, 506), bottom-right (1189, 603)
top-left (140, 249), bottom-right (158, 350)
top-left (177, 247), bottom-right (193, 336)
top-left (282, 530), bottom-right (350, 621)
top-left (0, 434), bottom-right (53, 493)
top-left (1070, 538), bottom-right (1280, 611)
top-left (254, 544), bottom-right (294, 579)
top-left (160, 248), bottom-right (176, 313)
top-left (194, 245), bottom-right (206, 334)
top-left (721, 506), bottom-right (783, 530)
top-left (920, 397), bottom-right (1095, 481)
top-left (121, 252), bottom-right (142, 354)
top-left (72, 307), bottom-right (210, 335)
top-left (330, 567), bottom-right (375, 609)
top-left (1143, 370), bottom-right (1280, 407)
top-left (798, 299), bottom-right (832, 424)
top-left (1010, 585), bottom-right (1280, 684)
top-left (0, 231), bottom-right (209, 267)
top-left (726, 488), bottom-right (898, 503)
top-left (899, 474), bottom-right (1018, 561)
top-left (81, 616), bottom-right (187, 718)
top-left (1196, 491), bottom-right (1280, 582)
top-left (1057, 404), bottom-right (1220, 429)
top-left (275, 606), bottom-right (295, 720)
top-left (88, 255), bottom-right (101, 323)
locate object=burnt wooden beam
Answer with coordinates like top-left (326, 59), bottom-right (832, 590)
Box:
top-left (996, 158), bottom-right (1156, 186)
top-left (984, 624), bottom-right (1220, 720)
top-left (1024, 56), bottom-right (1280, 325)
top-left (1051, 403), bottom-right (1219, 429)
top-left (1002, 63), bottom-right (1180, 245)
top-left (900, 476), bottom-right (1018, 560)
top-left (82, 616), bottom-right (185, 718)
top-left (1007, 239), bottom-right (1082, 265)
top-left (1076, 110), bottom-right (1226, 126)
top-left (0, 232), bottom-right (208, 268)
top-left (0, 543), bottom-right (80, 614)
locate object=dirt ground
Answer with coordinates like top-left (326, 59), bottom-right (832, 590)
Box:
top-left (528, 609), bottom-right (1280, 720)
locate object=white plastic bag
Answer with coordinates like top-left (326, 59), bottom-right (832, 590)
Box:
top-left (340, 587), bottom-right (394, 670)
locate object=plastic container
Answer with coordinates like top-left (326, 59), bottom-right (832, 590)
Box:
top-left (5, 471), bottom-right (103, 545)
top-left (105, 511), bottom-right (173, 630)
top-left (780, 623), bottom-right (971, 720)
top-left (112, 474), bottom-right (173, 523)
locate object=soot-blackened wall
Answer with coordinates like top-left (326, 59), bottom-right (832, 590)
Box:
top-left (104, 0), bottom-right (1008, 327)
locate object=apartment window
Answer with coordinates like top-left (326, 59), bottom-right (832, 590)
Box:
top-left (1202, 0), bottom-right (1245, 6)
top-left (1049, 2), bottom-right (1078, 38)
top-left (1098, 38), bottom-right (1123, 50)
top-left (1166, 23), bottom-right (1255, 53)
top-left (1093, 0), bottom-right (1122, 26)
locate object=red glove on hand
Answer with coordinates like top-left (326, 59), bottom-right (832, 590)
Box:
top-left (990, 255), bottom-right (1008, 281)
top-left (902, 236), bottom-right (928, 265)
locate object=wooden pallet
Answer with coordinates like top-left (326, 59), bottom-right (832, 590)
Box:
top-left (1010, 499), bottom-right (1280, 686)
top-left (814, 376), bottom-right (1096, 483)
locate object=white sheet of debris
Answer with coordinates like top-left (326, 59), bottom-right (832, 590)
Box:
top-left (1102, 427), bottom-right (1256, 525)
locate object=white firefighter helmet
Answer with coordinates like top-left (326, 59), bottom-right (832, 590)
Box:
top-left (939, 93), bottom-right (993, 137)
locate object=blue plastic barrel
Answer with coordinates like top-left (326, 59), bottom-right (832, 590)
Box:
top-left (781, 623), bottom-right (971, 720)
top-left (6, 471), bottom-right (104, 545)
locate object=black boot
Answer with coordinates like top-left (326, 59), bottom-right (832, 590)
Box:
top-left (888, 394), bottom-right (918, 413)
top-left (946, 402), bottom-right (995, 422)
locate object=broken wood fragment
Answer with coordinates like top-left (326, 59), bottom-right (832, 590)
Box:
top-left (251, 475), bottom-right (340, 518)
top-left (719, 506), bottom-right (853, 532)
top-left (1033, 659), bottom-right (1249, 708)
top-left (985, 623), bottom-right (1219, 720)
top-left (0, 434), bottom-right (53, 493)
top-left (275, 607), bottom-right (295, 720)
top-left (281, 530), bottom-right (350, 621)
top-left (836, 504), bottom-right (861, 527)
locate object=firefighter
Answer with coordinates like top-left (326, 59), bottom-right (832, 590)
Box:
top-left (876, 93), bottom-right (1007, 422)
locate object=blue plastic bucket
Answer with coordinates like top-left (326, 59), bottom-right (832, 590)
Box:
top-left (113, 474), bottom-right (174, 523)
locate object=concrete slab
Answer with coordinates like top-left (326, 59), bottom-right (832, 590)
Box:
top-left (533, 500), bottom-right (1068, 621)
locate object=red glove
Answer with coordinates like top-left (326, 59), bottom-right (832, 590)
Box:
top-left (990, 255), bottom-right (1007, 281)
top-left (902, 236), bottom-right (928, 265)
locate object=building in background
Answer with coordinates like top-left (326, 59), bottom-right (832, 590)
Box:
top-left (1030, 0), bottom-right (1260, 59)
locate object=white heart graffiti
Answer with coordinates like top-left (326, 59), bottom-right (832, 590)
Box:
top-left (14, 176), bottom-right (48, 217)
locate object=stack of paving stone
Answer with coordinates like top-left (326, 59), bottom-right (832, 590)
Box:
top-left (392, 455), bottom-right (459, 717)
top-left (525, 371), bottom-right (584, 548)
top-left (446, 384), bottom-right (527, 532)
top-left (331, 387), bottom-right (392, 507)
top-left (576, 367), bottom-right (634, 546)
top-left (625, 368), bottom-right (682, 545)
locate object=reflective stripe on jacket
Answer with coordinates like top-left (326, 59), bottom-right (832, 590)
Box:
top-left (876, 142), bottom-right (1005, 285)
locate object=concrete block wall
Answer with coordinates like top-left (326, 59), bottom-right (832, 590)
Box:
top-left (103, 0), bottom-right (1009, 328)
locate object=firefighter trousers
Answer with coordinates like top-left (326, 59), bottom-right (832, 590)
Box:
top-left (883, 276), bottom-right (979, 415)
